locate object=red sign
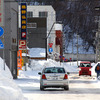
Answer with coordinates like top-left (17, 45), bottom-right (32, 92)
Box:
top-left (21, 32), bottom-right (26, 38)
top-left (63, 57), bottom-right (65, 60)
top-left (48, 43), bottom-right (53, 48)
top-left (0, 0), bottom-right (4, 26)
top-left (19, 40), bottom-right (26, 50)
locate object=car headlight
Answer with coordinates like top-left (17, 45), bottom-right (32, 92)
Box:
top-left (78, 68), bottom-right (81, 71)
top-left (89, 68), bottom-right (91, 71)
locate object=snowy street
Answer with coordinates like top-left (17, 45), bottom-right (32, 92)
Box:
top-left (14, 69), bottom-right (100, 100)
top-left (1, 57), bottom-right (100, 100)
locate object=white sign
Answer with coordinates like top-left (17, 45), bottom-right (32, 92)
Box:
top-left (0, 0), bottom-right (4, 26)
top-left (55, 24), bottom-right (62, 31)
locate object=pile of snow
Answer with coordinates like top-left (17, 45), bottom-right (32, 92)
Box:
top-left (0, 57), bottom-right (12, 79)
top-left (29, 59), bottom-right (98, 76)
top-left (0, 57), bottom-right (25, 100)
top-left (29, 59), bottom-right (79, 72)
top-left (91, 62), bottom-right (99, 77)
top-left (29, 48), bottom-right (46, 57)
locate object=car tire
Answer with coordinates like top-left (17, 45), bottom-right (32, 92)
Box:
top-left (40, 86), bottom-right (44, 91)
top-left (64, 85), bottom-right (69, 90)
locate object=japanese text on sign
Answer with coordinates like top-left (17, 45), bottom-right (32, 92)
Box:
top-left (21, 3), bottom-right (27, 40)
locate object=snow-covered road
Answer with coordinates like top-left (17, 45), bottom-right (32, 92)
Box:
top-left (14, 70), bottom-right (100, 100)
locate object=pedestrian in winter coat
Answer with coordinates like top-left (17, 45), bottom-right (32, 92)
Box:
top-left (95, 63), bottom-right (100, 78)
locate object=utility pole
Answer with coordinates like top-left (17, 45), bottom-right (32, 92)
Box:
top-left (77, 34), bottom-right (79, 66)
top-left (95, 7), bottom-right (100, 62)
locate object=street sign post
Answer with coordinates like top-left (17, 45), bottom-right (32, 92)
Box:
top-left (0, 39), bottom-right (4, 49)
top-left (0, 27), bottom-right (4, 36)
top-left (49, 48), bottom-right (53, 53)
top-left (48, 43), bottom-right (53, 48)
top-left (0, 26), bottom-right (5, 70)
top-left (0, 27), bottom-right (4, 49)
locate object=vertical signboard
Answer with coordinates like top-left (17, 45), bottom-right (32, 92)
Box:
top-left (0, 0), bottom-right (4, 26)
top-left (21, 3), bottom-right (27, 40)
top-left (19, 40), bottom-right (26, 50)
top-left (17, 50), bottom-right (22, 70)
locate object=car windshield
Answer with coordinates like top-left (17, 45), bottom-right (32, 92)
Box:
top-left (44, 67), bottom-right (65, 73)
top-left (80, 63), bottom-right (90, 67)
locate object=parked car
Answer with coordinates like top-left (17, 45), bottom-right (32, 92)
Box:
top-left (78, 61), bottom-right (92, 76)
top-left (38, 67), bottom-right (69, 91)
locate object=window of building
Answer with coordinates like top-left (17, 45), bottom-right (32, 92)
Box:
top-left (39, 12), bottom-right (48, 17)
top-left (27, 11), bottom-right (33, 18)
top-left (12, 38), bottom-right (16, 43)
top-left (27, 23), bottom-right (37, 28)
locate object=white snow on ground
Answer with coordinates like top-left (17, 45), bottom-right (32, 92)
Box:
top-left (20, 59), bottom-right (99, 79)
top-left (29, 48), bottom-right (46, 57)
top-left (0, 57), bottom-right (25, 100)
top-left (0, 47), bottom-right (100, 100)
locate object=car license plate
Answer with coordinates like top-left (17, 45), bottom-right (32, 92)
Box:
top-left (52, 76), bottom-right (58, 80)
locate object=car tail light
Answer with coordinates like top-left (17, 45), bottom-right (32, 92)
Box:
top-left (64, 74), bottom-right (68, 79)
top-left (42, 74), bottom-right (46, 79)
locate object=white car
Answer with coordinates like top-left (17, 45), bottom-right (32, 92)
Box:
top-left (38, 67), bottom-right (69, 91)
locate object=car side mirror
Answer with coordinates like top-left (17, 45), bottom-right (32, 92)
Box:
top-left (38, 72), bottom-right (41, 75)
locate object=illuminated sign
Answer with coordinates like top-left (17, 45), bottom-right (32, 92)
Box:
top-left (0, 0), bottom-right (4, 26)
top-left (19, 40), bottom-right (26, 50)
top-left (21, 3), bottom-right (27, 40)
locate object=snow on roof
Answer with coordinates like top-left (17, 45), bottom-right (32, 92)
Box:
top-left (29, 48), bottom-right (46, 57)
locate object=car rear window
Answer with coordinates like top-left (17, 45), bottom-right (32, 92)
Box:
top-left (44, 67), bottom-right (65, 73)
top-left (80, 63), bottom-right (91, 67)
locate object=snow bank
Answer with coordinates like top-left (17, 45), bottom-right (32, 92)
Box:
top-left (29, 48), bottom-right (45, 57)
top-left (30, 59), bottom-right (97, 75)
top-left (0, 57), bottom-right (25, 100)
top-left (91, 62), bottom-right (99, 77)
top-left (30, 59), bottom-right (78, 73)
top-left (0, 57), bottom-right (12, 79)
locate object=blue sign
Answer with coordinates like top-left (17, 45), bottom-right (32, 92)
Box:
top-left (0, 40), bottom-right (4, 49)
top-left (49, 48), bottom-right (53, 53)
top-left (0, 27), bottom-right (4, 37)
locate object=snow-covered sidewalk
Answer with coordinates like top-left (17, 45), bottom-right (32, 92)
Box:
top-left (0, 57), bottom-right (25, 100)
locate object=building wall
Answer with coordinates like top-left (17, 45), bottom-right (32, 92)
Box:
top-left (64, 53), bottom-right (96, 62)
top-left (0, 0), bottom-right (18, 78)
top-left (19, 5), bottom-right (56, 59)
top-left (27, 18), bottom-right (46, 48)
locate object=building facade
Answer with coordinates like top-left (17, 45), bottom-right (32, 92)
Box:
top-left (0, 0), bottom-right (18, 78)
top-left (19, 5), bottom-right (59, 59)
